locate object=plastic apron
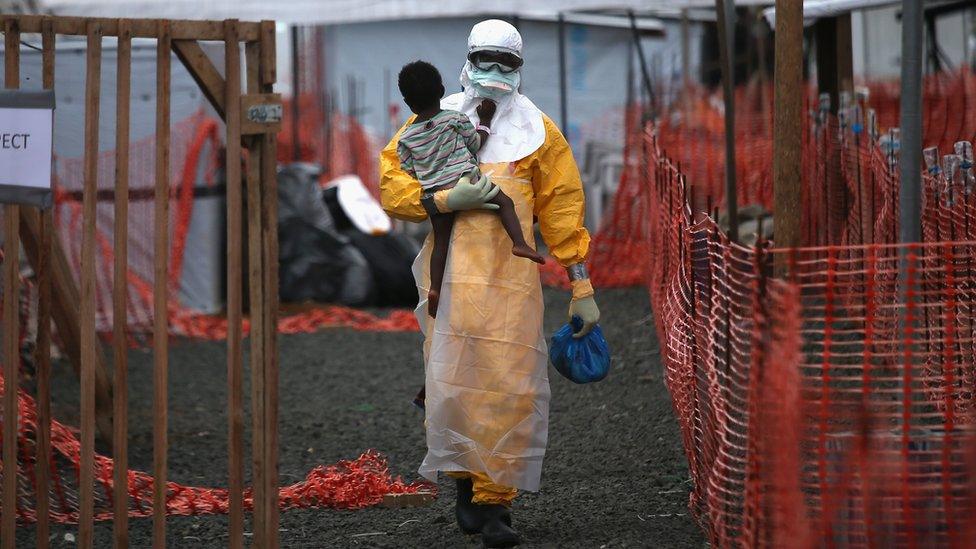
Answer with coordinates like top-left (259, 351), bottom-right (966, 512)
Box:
top-left (413, 161), bottom-right (550, 492)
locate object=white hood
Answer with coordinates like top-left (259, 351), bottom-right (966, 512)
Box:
top-left (442, 19), bottom-right (546, 164)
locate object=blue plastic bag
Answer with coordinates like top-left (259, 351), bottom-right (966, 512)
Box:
top-left (548, 316), bottom-right (611, 384)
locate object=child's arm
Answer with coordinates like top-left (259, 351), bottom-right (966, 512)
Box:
top-left (474, 99), bottom-right (496, 151)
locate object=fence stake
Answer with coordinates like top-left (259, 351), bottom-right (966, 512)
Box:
top-left (224, 18), bottom-right (245, 549)
top-left (245, 38), bottom-right (268, 547)
top-left (1, 18), bottom-right (20, 549)
top-left (79, 20), bottom-right (102, 549)
top-left (259, 21), bottom-right (281, 547)
top-left (35, 17), bottom-right (55, 549)
top-left (899, 0), bottom-right (923, 245)
top-left (113, 18), bottom-right (132, 549)
top-left (773, 0), bottom-right (803, 273)
top-left (153, 19), bottom-right (172, 549)
top-left (715, 0), bottom-right (739, 242)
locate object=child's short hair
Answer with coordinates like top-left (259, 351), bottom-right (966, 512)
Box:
top-left (398, 60), bottom-right (444, 114)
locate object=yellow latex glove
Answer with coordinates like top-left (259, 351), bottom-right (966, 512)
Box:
top-left (569, 279), bottom-right (600, 338)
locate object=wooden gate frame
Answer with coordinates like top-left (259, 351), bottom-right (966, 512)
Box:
top-left (0, 15), bottom-right (280, 549)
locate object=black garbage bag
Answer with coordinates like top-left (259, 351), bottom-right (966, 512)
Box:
top-left (323, 185), bottom-right (421, 307)
top-left (277, 164), bottom-right (376, 306)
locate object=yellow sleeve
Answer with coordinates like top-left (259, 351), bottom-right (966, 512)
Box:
top-left (531, 115), bottom-right (591, 267)
top-left (380, 116), bottom-right (428, 222)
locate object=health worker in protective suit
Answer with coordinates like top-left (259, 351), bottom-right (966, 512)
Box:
top-left (380, 19), bottom-right (600, 548)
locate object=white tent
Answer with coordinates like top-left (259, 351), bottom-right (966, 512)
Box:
top-left (34, 0), bottom-right (771, 24)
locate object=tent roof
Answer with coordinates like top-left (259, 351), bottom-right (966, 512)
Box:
top-left (36, 0), bottom-right (772, 25)
top-left (763, 0), bottom-right (902, 26)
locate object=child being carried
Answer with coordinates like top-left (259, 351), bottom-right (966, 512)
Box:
top-left (396, 60), bottom-right (545, 319)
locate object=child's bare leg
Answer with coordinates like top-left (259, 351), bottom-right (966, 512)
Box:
top-left (428, 212), bottom-right (456, 318)
top-left (488, 189), bottom-right (546, 264)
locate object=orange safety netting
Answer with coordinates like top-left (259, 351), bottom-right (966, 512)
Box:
top-left (635, 68), bottom-right (976, 546)
top-left (0, 371), bottom-right (431, 523)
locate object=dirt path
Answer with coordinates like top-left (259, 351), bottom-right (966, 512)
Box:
top-left (19, 288), bottom-right (704, 548)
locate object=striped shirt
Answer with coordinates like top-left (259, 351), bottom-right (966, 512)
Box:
top-left (397, 110), bottom-right (481, 190)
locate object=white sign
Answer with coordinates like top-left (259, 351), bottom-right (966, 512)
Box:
top-left (0, 107), bottom-right (53, 190)
top-left (0, 90), bottom-right (55, 209)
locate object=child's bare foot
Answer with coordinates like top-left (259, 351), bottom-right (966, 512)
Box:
top-left (428, 289), bottom-right (440, 318)
top-left (512, 244), bottom-right (546, 264)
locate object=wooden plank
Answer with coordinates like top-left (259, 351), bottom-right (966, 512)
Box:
top-left (17, 210), bottom-right (114, 445)
top-left (259, 21), bottom-right (276, 85)
top-left (380, 492), bottom-right (436, 509)
top-left (112, 18), bottom-right (132, 549)
top-left (223, 19), bottom-right (245, 549)
top-left (258, 20), bottom-right (280, 548)
top-left (240, 93), bottom-right (283, 135)
top-left (152, 19), bottom-right (171, 549)
top-left (244, 38), bottom-right (267, 547)
top-left (34, 17), bottom-right (55, 549)
top-left (0, 14), bottom-right (261, 41)
top-left (79, 20), bottom-right (102, 549)
top-left (2, 18), bottom-right (20, 549)
top-left (773, 0), bottom-right (804, 275)
top-left (172, 39), bottom-right (226, 119)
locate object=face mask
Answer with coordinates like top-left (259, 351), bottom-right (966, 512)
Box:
top-left (466, 65), bottom-right (520, 100)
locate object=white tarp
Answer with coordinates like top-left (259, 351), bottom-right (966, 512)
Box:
top-left (763, 0), bottom-right (901, 26)
top-left (37, 0), bottom-right (771, 25)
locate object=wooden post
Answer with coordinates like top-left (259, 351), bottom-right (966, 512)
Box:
top-left (35, 17), bottom-right (55, 549)
top-left (259, 21), bottom-right (280, 547)
top-left (79, 20), bottom-right (102, 549)
top-left (899, 0), bottom-right (923, 245)
top-left (814, 14), bottom-right (854, 105)
top-left (224, 18), bottom-right (245, 549)
top-left (113, 18), bottom-right (132, 549)
top-left (1, 18), bottom-right (20, 549)
top-left (773, 0), bottom-right (804, 273)
top-left (715, 0), bottom-right (739, 241)
top-left (152, 19), bottom-right (171, 549)
top-left (244, 38), bottom-right (267, 547)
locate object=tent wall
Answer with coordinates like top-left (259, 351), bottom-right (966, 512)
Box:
top-left (318, 16), bottom-right (700, 166)
top-left (5, 39), bottom-right (224, 313)
top-left (851, 5), bottom-right (973, 78)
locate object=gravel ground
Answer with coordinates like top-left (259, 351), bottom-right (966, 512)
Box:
top-left (17, 287), bottom-right (704, 548)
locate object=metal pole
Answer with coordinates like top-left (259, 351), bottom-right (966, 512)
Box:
top-left (900, 0), bottom-right (923, 245)
top-left (558, 12), bottom-right (568, 136)
top-left (715, 0), bottom-right (739, 242)
top-left (290, 25), bottom-right (300, 163)
top-left (681, 8), bottom-right (690, 90)
top-left (773, 0), bottom-right (804, 274)
top-left (628, 10), bottom-right (655, 117)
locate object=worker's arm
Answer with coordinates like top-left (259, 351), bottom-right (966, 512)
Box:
top-left (531, 115), bottom-right (599, 337)
top-left (380, 118), bottom-right (429, 222)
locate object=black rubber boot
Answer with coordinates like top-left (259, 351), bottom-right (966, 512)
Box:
top-left (480, 505), bottom-right (520, 548)
top-left (455, 478), bottom-right (483, 534)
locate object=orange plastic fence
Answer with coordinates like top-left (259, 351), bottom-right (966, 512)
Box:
top-left (642, 70), bottom-right (976, 546)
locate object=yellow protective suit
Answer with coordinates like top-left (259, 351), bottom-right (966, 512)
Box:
top-left (380, 114), bottom-right (589, 502)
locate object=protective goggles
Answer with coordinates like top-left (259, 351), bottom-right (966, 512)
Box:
top-left (467, 50), bottom-right (523, 73)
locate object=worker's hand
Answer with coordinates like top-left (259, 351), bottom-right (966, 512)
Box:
top-left (568, 277), bottom-right (600, 339)
top-left (445, 173), bottom-right (500, 211)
